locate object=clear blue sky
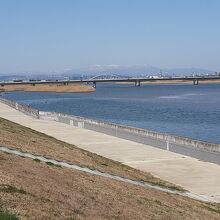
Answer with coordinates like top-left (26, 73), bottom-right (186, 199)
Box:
top-left (0, 0), bottom-right (220, 73)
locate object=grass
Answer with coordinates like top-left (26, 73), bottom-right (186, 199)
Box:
top-left (204, 203), bottom-right (220, 214)
top-left (1, 152), bottom-right (220, 219)
top-left (0, 115), bottom-right (220, 219)
top-left (46, 161), bottom-right (61, 168)
top-left (0, 185), bottom-right (26, 195)
top-left (0, 208), bottom-right (18, 220)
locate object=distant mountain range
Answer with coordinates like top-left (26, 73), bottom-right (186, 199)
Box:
top-left (0, 65), bottom-right (217, 81)
top-left (63, 65), bottom-right (216, 76)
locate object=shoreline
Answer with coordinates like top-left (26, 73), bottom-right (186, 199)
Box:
top-left (1, 99), bottom-right (220, 203)
top-left (0, 83), bottom-right (95, 93)
top-left (0, 99), bottom-right (220, 205)
top-left (1, 96), bottom-right (220, 156)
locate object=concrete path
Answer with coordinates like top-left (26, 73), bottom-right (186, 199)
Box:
top-left (1, 102), bottom-right (220, 203)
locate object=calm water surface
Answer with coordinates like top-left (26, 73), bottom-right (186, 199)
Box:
top-left (3, 83), bottom-right (220, 144)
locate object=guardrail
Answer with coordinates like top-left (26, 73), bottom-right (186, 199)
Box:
top-left (0, 97), bottom-right (39, 119)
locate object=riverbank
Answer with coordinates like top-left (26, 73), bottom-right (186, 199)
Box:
top-left (1, 112), bottom-right (220, 219)
top-left (1, 101), bottom-right (220, 204)
top-left (0, 116), bottom-right (176, 189)
top-left (0, 83), bottom-right (95, 93)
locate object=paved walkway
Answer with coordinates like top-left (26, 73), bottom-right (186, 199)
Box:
top-left (1, 102), bottom-right (220, 202)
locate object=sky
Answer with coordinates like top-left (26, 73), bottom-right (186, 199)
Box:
top-left (0, 0), bottom-right (220, 73)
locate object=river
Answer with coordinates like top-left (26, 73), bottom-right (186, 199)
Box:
top-left (3, 83), bottom-right (220, 144)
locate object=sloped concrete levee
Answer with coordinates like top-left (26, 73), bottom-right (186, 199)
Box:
top-left (39, 111), bottom-right (220, 165)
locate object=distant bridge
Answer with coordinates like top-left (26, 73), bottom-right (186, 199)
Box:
top-left (88, 74), bottom-right (131, 80)
top-left (1, 75), bottom-right (220, 88)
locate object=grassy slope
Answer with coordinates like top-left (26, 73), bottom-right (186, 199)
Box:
top-left (0, 117), bottom-right (182, 191)
top-left (1, 152), bottom-right (220, 220)
top-left (0, 117), bottom-right (220, 219)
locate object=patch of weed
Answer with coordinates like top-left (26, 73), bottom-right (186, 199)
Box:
top-left (46, 161), bottom-right (61, 168)
top-left (0, 184), bottom-right (26, 194)
top-left (204, 203), bottom-right (220, 214)
top-left (0, 208), bottom-right (18, 220)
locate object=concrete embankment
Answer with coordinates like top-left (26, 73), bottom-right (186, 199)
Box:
top-left (1, 97), bottom-right (220, 162)
top-left (1, 98), bottom-right (220, 203)
top-left (39, 111), bottom-right (220, 165)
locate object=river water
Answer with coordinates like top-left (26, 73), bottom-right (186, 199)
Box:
top-left (3, 83), bottom-right (220, 144)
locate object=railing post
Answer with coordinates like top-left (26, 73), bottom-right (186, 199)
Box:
top-left (166, 137), bottom-right (170, 151)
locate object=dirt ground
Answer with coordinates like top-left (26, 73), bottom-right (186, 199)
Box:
top-left (1, 152), bottom-right (220, 220)
top-left (0, 83), bottom-right (95, 93)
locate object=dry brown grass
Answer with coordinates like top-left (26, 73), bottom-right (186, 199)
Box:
top-left (1, 152), bottom-right (220, 220)
top-left (0, 117), bottom-right (181, 190)
top-left (0, 83), bottom-right (95, 93)
top-left (1, 117), bottom-right (220, 219)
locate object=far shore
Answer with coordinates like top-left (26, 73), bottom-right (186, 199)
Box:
top-left (114, 79), bottom-right (220, 85)
top-left (1, 79), bottom-right (220, 94)
top-left (0, 83), bottom-right (95, 93)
